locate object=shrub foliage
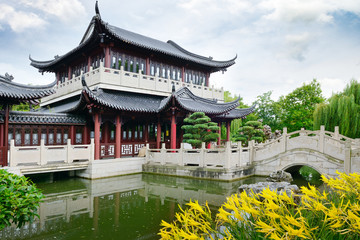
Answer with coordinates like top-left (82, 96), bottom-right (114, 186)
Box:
top-left (0, 169), bottom-right (43, 230)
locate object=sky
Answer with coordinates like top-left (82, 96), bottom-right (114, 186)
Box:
top-left (0, 0), bottom-right (359, 104)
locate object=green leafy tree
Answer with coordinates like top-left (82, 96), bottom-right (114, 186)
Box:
top-left (181, 112), bottom-right (220, 148)
top-left (234, 120), bottom-right (265, 146)
top-left (314, 79), bottom-right (360, 138)
top-left (278, 79), bottom-right (325, 132)
top-left (254, 91), bottom-right (282, 130)
top-left (0, 169), bottom-right (43, 230)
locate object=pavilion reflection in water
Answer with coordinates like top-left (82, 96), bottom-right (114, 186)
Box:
top-left (0, 174), bottom-right (254, 239)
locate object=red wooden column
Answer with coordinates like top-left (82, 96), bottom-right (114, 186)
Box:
top-left (144, 123), bottom-right (149, 143)
top-left (68, 66), bottom-right (72, 80)
top-left (88, 56), bottom-right (91, 72)
top-left (94, 112), bottom-right (101, 160)
top-left (83, 125), bottom-right (88, 144)
top-left (3, 105), bottom-right (9, 166)
top-left (170, 110), bottom-right (176, 149)
top-left (115, 115), bottom-right (121, 158)
top-left (226, 121), bottom-right (231, 142)
top-left (70, 125), bottom-right (75, 145)
top-left (217, 122), bottom-right (221, 145)
top-left (205, 73), bottom-right (210, 87)
top-left (0, 124), bottom-right (3, 147)
top-left (156, 119), bottom-right (161, 149)
top-left (146, 58), bottom-right (150, 75)
top-left (105, 46), bottom-right (111, 68)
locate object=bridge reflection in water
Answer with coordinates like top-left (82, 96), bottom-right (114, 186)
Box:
top-left (0, 174), bottom-right (265, 240)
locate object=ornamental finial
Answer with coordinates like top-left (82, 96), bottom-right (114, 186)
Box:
top-left (95, 1), bottom-right (101, 18)
top-left (4, 73), bottom-right (14, 82)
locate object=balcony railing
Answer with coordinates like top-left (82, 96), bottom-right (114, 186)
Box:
top-left (41, 65), bottom-right (224, 105)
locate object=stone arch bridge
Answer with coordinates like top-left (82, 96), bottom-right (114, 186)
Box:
top-left (253, 126), bottom-right (360, 177)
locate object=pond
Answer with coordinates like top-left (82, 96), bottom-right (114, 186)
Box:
top-left (0, 172), bottom-right (316, 240)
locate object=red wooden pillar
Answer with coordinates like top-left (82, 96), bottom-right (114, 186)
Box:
top-left (115, 115), bottom-right (121, 158)
top-left (103, 122), bottom-right (109, 144)
top-left (205, 73), bottom-right (210, 87)
top-left (70, 125), bottom-right (75, 145)
top-left (105, 46), bottom-right (111, 68)
top-left (181, 67), bottom-right (185, 82)
top-left (83, 125), bottom-right (88, 144)
top-left (68, 66), bottom-right (72, 80)
top-left (170, 110), bottom-right (176, 149)
top-left (88, 56), bottom-right (91, 72)
top-left (3, 105), bottom-right (9, 166)
top-left (226, 121), bottom-right (231, 142)
top-left (217, 122), bottom-right (221, 145)
top-left (146, 57), bottom-right (150, 75)
top-left (0, 124), bottom-right (3, 147)
top-left (156, 120), bottom-right (161, 149)
top-left (207, 129), bottom-right (211, 149)
top-left (94, 112), bottom-right (101, 160)
top-left (144, 123), bottom-right (149, 143)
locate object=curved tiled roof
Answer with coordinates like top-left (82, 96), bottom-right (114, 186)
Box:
top-left (0, 73), bottom-right (55, 101)
top-left (221, 105), bottom-right (256, 119)
top-left (0, 111), bottom-right (86, 125)
top-left (30, 9), bottom-right (236, 72)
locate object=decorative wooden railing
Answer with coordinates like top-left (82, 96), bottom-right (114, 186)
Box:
top-left (41, 64), bottom-right (224, 105)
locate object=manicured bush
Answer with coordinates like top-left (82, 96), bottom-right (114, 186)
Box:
top-left (0, 169), bottom-right (43, 230)
top-left (159, 171), bottom-right (360, 239)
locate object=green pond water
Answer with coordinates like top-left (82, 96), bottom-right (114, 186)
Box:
top-left (0, 173), bottom-right (317, 240)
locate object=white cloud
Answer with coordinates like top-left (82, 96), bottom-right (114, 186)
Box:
top-left (20, 0), bottom-right (86, 23)
top-left (0, 4), bottom-right (46, 32)
top-left (283, 32), bottom-right (313, 61)
top-left (259, 0), bottom-right (360, 24)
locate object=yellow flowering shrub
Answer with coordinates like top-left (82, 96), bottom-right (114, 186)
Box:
top-left (159, 171), bottom-right (360, 239)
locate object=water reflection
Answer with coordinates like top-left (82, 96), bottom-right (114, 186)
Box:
top-left (0, 174), bottom-right (265, 240)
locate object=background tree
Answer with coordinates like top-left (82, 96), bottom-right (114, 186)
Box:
top-left (278, 79), bottom-right (325, 132)
top-left (233, 120), bottom-right (265, 146)
top-left (253, 91), bottom-right (282, 130)
top-left (0, 169), bottom-right (43, 230)
top-left (181, 112), bottom-right (220, 148)
top-left (314, 79), bottom-right (360, 138)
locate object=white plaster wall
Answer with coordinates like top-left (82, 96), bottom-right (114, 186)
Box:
top-left (76, 157), bottom-right (145, 179)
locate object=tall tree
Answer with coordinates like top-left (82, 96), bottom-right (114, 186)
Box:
top-left (253, 91), bottom-right (282, 130)
top-left (181, 112), bottom-right (220, 148)
top-left (314, 79), bottom-right (360, 138)
top-left (278, 79), bottom-right (325, 132)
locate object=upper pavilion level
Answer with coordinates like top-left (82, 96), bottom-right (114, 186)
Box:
top-left (30, 2), bottom-right (236, 107)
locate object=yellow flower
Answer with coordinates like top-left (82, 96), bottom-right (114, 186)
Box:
top-left (255, 219), bottom-right (276, 237)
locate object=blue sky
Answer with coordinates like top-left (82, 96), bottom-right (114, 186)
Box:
top-left (0, 0), bottom-right (359, 104)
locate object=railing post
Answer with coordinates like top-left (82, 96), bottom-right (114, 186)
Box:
top-left (145, 143), bottom-right (150, 163)
top-left (200, 142), bottom-right (205, 167)
top-left (67, 139), bottom-right (72, 163)
top-left (9, 139), bottom-right (15, 167)
top-left (319, 125), bottom-right (325, 153)
top-left (179, 143), bottom-right (184, 166)
top-left (334, 126), bottom-right (339, 140)
top-left (160, 143), bottom-right (166, 165)
top-left (40, 139), bottom-right (47, 165)
top-left (344, 140), bottom-right (351, 174)
top-left (237, 142), bottom-right (242, 167)
top-left (282, 127), bottom-right (287, 153)
top-left (90, 138), bottom-right (94, 162)
top-left (249, 140), bottom-right (255, 165)
top-left (224, 141), bottom-right (231, 169)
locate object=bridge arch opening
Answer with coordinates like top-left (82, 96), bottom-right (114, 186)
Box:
top-left (283, 164), bottom-right (322, 186)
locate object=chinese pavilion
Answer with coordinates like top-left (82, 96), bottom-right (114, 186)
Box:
top-left (2, 2), bottom-right (254, 165)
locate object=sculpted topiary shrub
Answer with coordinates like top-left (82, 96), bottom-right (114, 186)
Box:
top-left (0, 169), bottom-right (43, 230)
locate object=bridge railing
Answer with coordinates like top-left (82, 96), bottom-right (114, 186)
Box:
top-left (9, 139), bottom-right (94, 167)
top-left (146, 141), bottom-right (252, 169)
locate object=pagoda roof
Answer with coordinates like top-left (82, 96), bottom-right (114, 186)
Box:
top-left (0, 111), bottom-right (86, 125)
top-left (46, 77), bottom-right (251, 120)
top-left (30, 3), bottom-right (236, 73)
top-left (0, 73), bottom-right (55, 104)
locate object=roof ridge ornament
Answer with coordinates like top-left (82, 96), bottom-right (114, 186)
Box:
top-left (95, 1), bottom-right (101, 18)
top-left (4, 73), bottom-right (14, 82)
